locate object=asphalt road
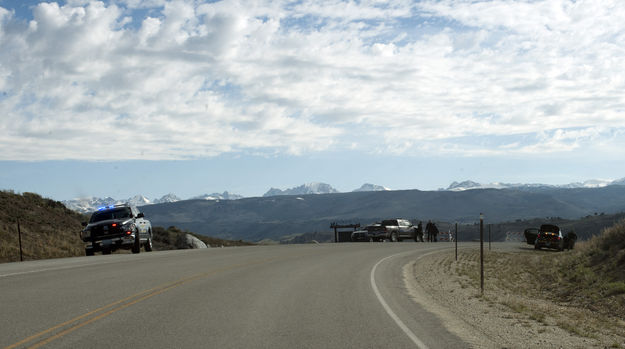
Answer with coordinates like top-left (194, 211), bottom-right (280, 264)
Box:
top-left (1, 243), bottom-right (469, 349)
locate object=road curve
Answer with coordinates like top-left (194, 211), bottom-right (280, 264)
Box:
top-left (1, 243), bottom-right (468, 348)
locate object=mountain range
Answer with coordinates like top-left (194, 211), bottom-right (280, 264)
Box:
top-left (262, 182), bottom-right (390, 196)
top-left (444, 178), bottom-right (625, 191)
top-left (62, 178), bottom-right (625, 214)
top-left (62, 183), bottom-right (387, 213)
top-left (138, 184), bottom-right (625, 243)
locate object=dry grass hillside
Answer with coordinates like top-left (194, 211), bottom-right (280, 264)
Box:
top-left (410, 219), bottom-right (625, 347)
top-left (0, 191), bottom-right (86, 262)
top-left (0, 191), bottom-right (253, 263)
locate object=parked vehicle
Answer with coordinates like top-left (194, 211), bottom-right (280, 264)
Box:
top-left (524, 228), bottom-right (539, 245)
top-left (351, 229), bottom-right (370, 242)
top-left (379, 219), bottom-right (415, 242)
top-left (534, 224), bottom-right (564, 251)
top-left (360, 224), bottom-right (386, 242)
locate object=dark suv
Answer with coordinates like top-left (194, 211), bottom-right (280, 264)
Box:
top-left (534, 224), bottom-right (564, 251)
top-left (80, 204), bottom-right (153, 255)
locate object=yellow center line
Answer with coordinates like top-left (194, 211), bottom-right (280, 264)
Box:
top-left (28, 274), bottom-right (206, 349)
top-left (6, 256), bottom-right (281, 349)
top-left (4, 286), bottom-right (163, 349)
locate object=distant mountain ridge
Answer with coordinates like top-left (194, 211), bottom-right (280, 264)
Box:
top-left (62, 182), bottom-right (389, 213)
top-left (191, 191), bottom-right (244, 201)
top-left (263, 182), bottom-right (339, 197)
top-left (63, 193), bottom-right (179, 213)
top-left (62, 178), bottom-right (625, 213)
top-left (63, 191), bottom-right (249, 213)
top-left (444, 178), bottom-right (623, 191)
top-left (352, 183), bottom-right (390, 192)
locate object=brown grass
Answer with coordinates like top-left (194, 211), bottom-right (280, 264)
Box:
top-left (0, 191), bottom-right (86, 262)
top-left (450, 224), bottom-right (625, 344)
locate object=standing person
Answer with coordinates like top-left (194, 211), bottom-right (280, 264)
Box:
top-left (431, 222), bottom-right (439, 242)
top-left (425, 220), bottom-right (433, 242)
top-left (415, 221), bottom-right (424, 242)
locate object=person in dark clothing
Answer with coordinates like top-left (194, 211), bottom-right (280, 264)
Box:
top-left (564, 231), bottom-right (577, 249)
top-left (425, 220), bottom-right (433, 242)
top-left (431, 222), bottom-right (439, 242)
top-left (415, 221), bottom-right (424, 242)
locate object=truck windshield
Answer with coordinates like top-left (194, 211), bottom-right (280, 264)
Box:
top-left (89, 207), bottom-right (132, 223)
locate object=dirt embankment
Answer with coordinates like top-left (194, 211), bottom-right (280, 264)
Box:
top-left (403, 244), bottom-right (625, 349)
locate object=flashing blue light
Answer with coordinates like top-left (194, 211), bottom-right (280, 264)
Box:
top-left (97, 205), bottom-right (117, 211)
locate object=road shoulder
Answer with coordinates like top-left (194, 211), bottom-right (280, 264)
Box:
top-left (402, 246), bottom-right (617, 348)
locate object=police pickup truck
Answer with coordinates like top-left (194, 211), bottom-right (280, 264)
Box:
top-left (80, 203), bottom-right (153, 256)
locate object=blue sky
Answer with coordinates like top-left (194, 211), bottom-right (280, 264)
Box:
top-left (1, 0), bottom-right (624, 201)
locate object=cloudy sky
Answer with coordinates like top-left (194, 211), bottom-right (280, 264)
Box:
top-left (1, 0), bottom-right (624, 201)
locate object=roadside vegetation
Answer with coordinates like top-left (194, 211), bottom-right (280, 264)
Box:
top-left (446, 221), bottom-right (625, 346)
top-left (0, 190), bottom-right (253, 263)
top-left (0, 190), bottom-right (86, 262)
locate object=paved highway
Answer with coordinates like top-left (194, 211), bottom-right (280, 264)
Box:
top-left (1, 243), bottom-right (469, 348)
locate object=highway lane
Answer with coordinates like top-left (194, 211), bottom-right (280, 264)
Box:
top-left (1, 243), bottom-right (469, 348)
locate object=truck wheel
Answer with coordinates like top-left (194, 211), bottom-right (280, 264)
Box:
top-left (132, 232), bottom-right (141, 254)
top-left (391, 232), bottom-right (398, 242)
top-left (85, 248), bottom-right (94, 256)
top-left (102, 248), bottom-right (111, 255)
top-left (144, 234), bottom-right (153, 252)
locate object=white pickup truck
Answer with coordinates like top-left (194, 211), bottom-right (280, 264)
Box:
top-left (379, 219), bottom-right (415, 242)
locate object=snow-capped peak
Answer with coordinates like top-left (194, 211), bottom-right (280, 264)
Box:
top-left (153, 193), bottom-right (182, 204)
top-left (352, 183), bottom-right (390, 192)
top-left (443, 178), bottom-right (621, 191)
top-left (127, 194), bottom-right (151, 206)
top-left (263, 182), bottom-right (339, 197)
top-left (62, 191), bottom-right (240, 213)
top-left (191, 191), bottom-right (243, 201)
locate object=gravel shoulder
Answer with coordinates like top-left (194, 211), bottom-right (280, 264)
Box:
top-left (402, 243), bottom-right (625, 349)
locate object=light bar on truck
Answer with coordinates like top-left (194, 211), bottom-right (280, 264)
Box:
top-left (97, 204), bottom-right (119, 211)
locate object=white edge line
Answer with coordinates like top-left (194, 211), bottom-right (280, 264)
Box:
top-left (370, 252), bottom-right (430, 349)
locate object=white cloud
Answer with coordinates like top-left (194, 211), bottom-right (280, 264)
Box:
top-left (0, 0), bottom-right (624, 160)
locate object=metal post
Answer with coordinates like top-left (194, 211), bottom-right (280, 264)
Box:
top-left (17, 218), bottom-right (24, 262)
top-left (480, 213), bottom-right (484, 295)
top-left (455, 222), bottom-right (458, 261)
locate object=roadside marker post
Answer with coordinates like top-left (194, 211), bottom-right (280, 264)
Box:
top-left (17, 218), bottom-right (24, 262)
top-left (480, 213), bottom-right (484, 295)
top-left (455, 222), bottom-right (458, 261)
top-left (488, 224), bottom-right (491, 251)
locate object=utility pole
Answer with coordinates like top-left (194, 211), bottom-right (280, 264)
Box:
top-left (480, 213), bottom-right (484, 295)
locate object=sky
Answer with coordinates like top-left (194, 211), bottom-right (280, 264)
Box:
top-left (0, 0), bottom-right (624, 201)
